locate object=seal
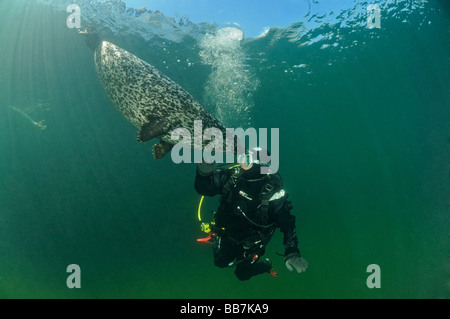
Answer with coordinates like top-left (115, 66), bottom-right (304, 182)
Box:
top-left (93, 40), bottom-right (227, 160)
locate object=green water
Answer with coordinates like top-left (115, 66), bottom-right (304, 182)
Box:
top-left (0, 0), bottom-right (448, 299)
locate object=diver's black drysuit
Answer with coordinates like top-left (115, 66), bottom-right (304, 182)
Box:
top-left (194, 166), bottom-right (301, 281)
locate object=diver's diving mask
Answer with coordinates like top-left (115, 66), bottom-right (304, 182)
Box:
top-left (237, 153), bottom-right (256, 168)
top-left (237, 147), bottom-right (271, 169)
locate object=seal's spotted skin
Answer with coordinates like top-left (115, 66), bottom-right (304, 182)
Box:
top-left (94, 41), bottom-right (226, 159)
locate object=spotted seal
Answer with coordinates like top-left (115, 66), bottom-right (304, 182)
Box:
top-left (93, 40), bottom-right (227, 160)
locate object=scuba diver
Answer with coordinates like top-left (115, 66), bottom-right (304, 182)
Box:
top-left (195, 147), bottom-right (308, 281)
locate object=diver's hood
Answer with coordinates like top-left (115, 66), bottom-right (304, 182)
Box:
top-left (239, 164), bottom-right (267, 181)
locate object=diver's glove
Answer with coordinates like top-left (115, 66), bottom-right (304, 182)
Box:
top-left (284, 253), bottom-right (308, 274)
top-left (196, 162), bottom-right (218, 177)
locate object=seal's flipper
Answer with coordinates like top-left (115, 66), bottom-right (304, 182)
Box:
top-left (153, 140), bottom-right (173, 160)
top-left (137, 119), bottom-right (167, 142)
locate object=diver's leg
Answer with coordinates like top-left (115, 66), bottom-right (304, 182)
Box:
top-left (212, 235), bottom-right (237, 268)
top-left (234, 259), bottom-right (273, 281)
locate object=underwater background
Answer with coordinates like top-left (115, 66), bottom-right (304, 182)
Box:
top-left (0, 0), bottom-right (448, 299)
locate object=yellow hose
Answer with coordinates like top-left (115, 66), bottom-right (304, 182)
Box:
top-left (198, 196), bottom-right (205, 222)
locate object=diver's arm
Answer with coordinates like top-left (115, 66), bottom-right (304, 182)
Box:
top-left (194, 164), bottom-right (229, 197)
top-left (271, 197), bottom-right (308, 273)
top-left (272, 199), bottom-right (301, 256)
